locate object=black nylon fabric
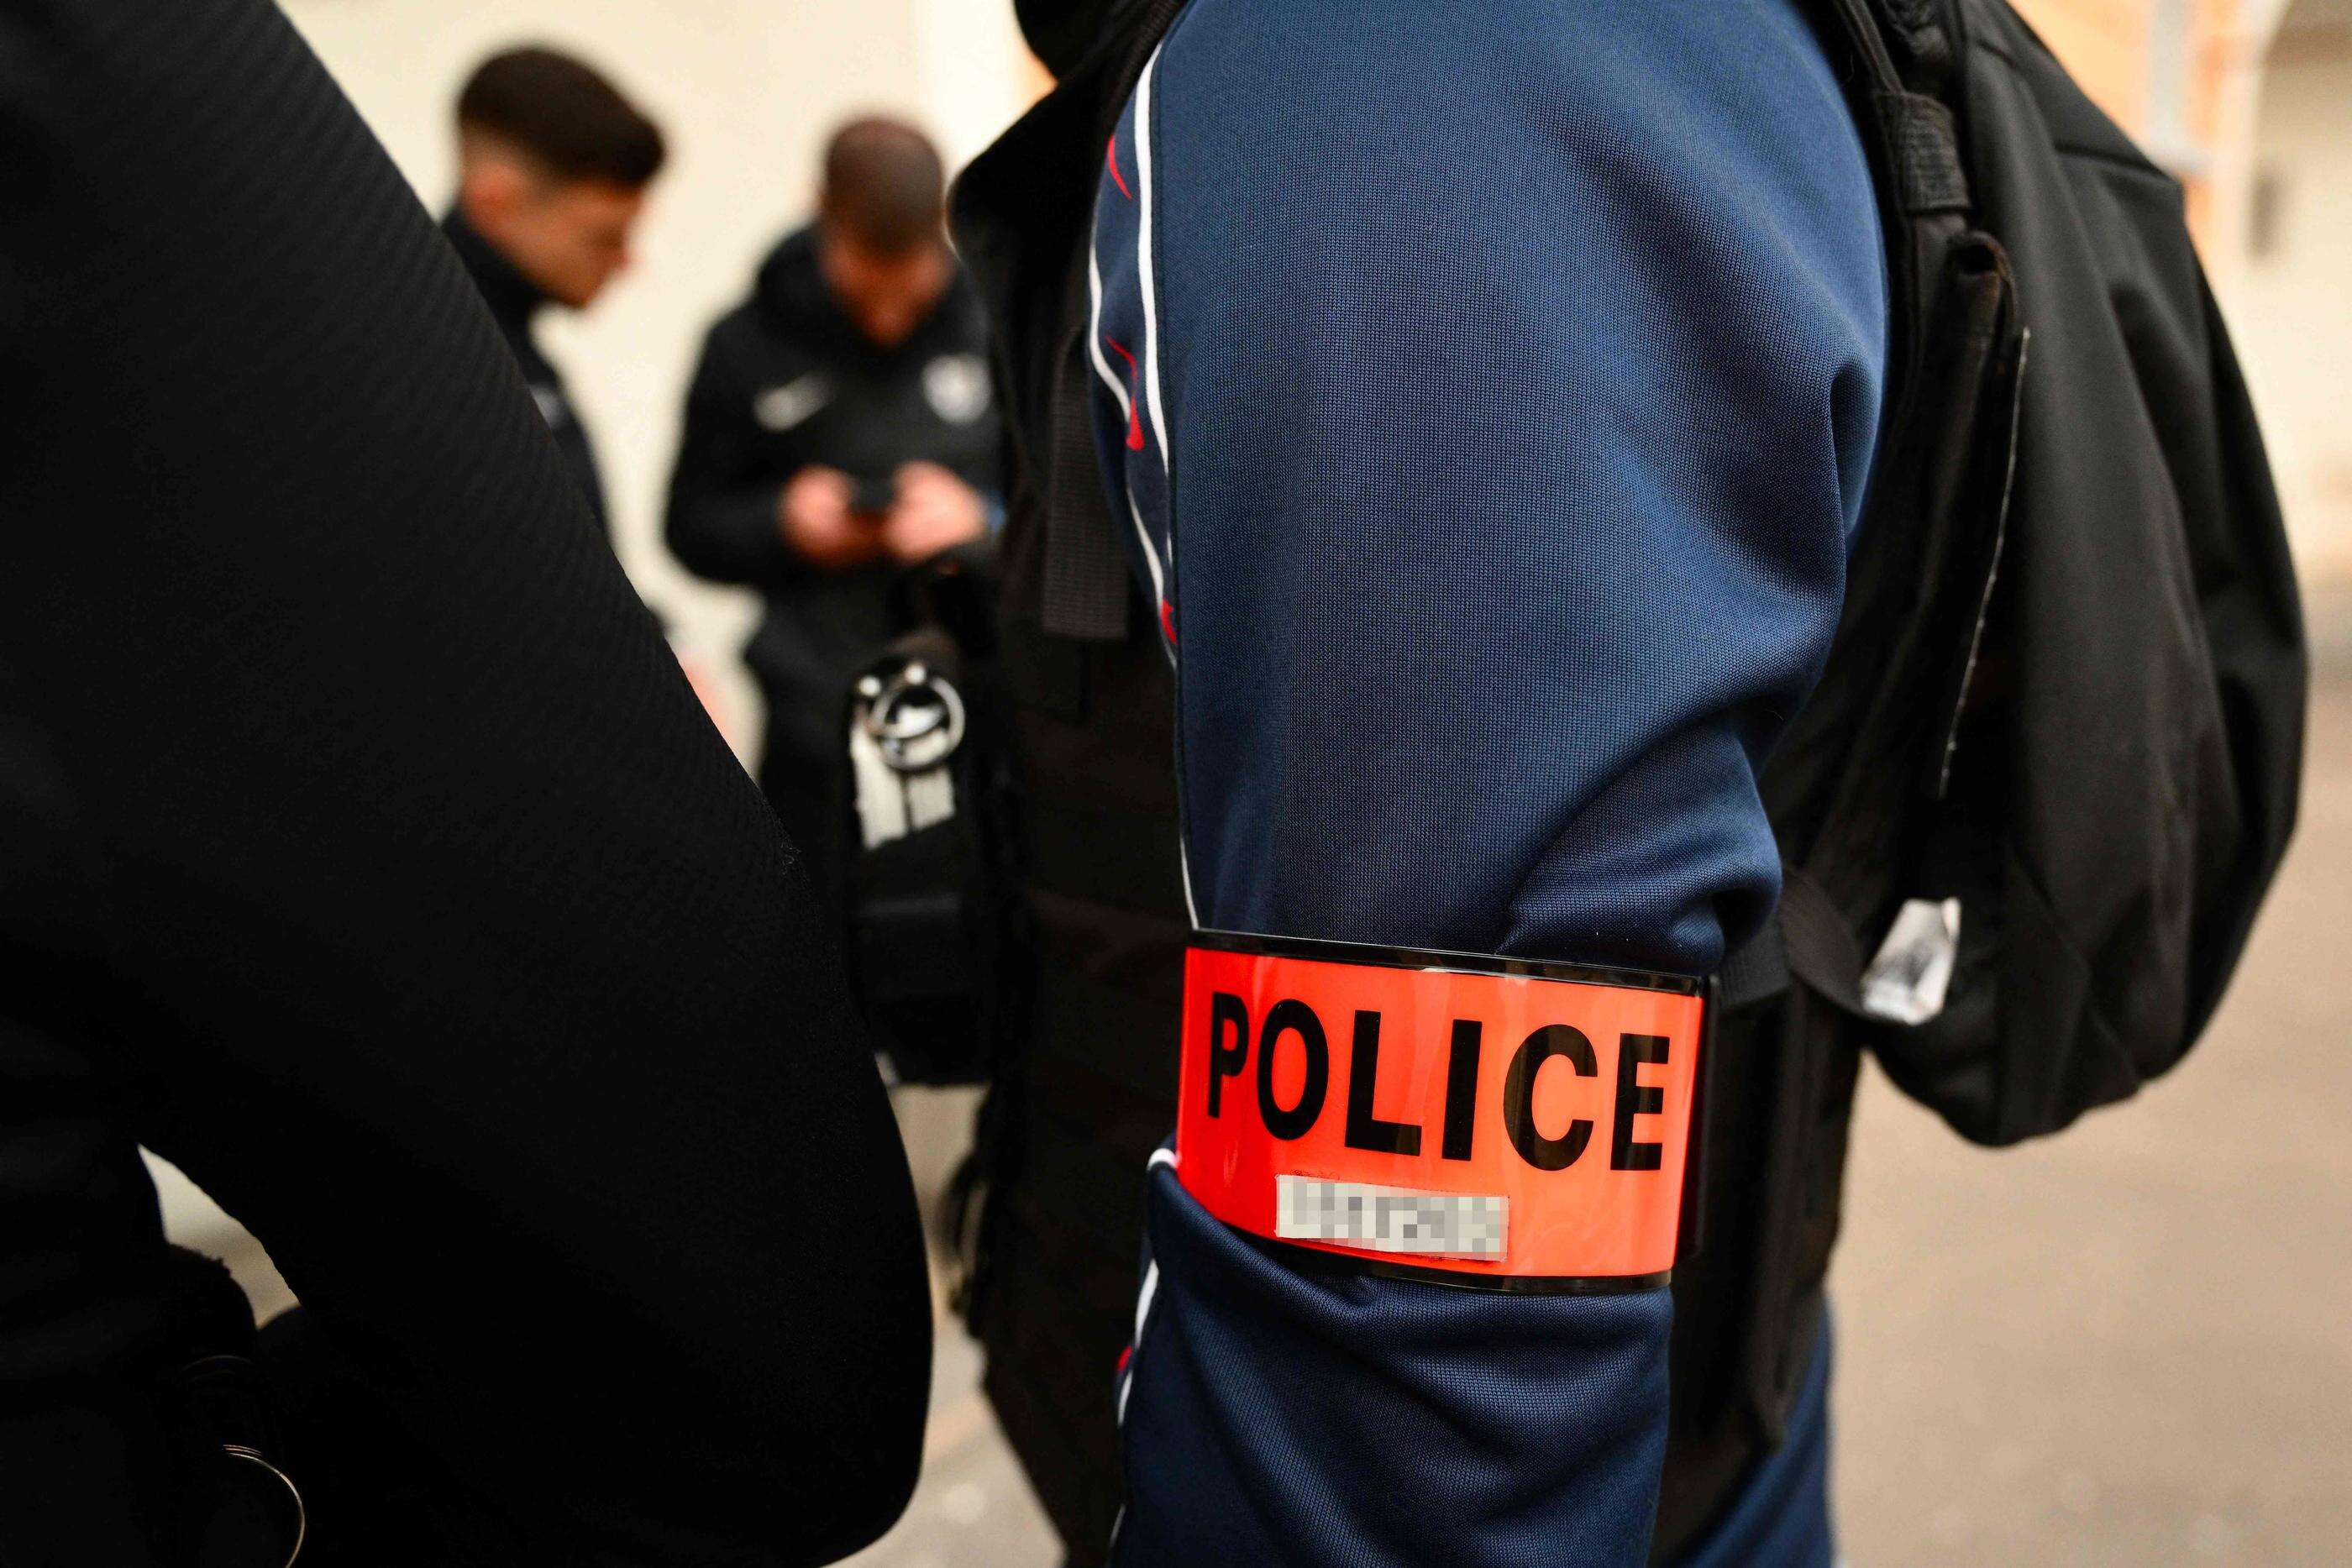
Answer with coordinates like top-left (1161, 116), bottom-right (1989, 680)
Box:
top-left (0, 1), bottom-right (929, 1561)
top-left (1933, 0), bottom-right (2302, 1141)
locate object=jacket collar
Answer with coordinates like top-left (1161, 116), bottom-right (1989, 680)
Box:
top-left (441, 205), bottom-right (550, 334)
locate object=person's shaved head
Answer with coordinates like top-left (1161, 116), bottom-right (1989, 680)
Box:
top-left (815, 118), bottom-right (953, 349)
top-left (821, 118), bottom-right (947, 259)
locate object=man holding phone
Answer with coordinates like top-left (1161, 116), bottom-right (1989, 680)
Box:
top-left (667, 116), bottom-right (998, 873)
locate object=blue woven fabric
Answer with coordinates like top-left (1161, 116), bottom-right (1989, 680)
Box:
top-left (1089, 0), bottom-right (1884, 1560)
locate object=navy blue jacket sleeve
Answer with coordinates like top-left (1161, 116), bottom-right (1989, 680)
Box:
top-left (1086, 2), bottom-right (1885, 1562)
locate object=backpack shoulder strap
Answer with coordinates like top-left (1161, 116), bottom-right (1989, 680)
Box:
top-left (1813, 0), bottom-right (1978, 439)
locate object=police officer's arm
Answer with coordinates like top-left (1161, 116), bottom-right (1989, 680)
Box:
top-left (1092, 1), bottom-right (1885, 1561)
top-left (0, 2), bottom-right (927, 1564)
top-left (664, 327), bottom-right (816, 587)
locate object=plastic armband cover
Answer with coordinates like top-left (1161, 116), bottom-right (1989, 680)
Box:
top-left (1174, 931), bottom-right (1713, 1292)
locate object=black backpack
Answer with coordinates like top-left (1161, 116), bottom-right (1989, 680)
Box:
top-left (1754, 0), bottom-right (2305, 1148)
top-left (1661, 0), bottom-right (2307, 1507)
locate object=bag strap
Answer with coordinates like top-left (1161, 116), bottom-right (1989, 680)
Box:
top-left (1817, 0), bottom-right (1978, 444)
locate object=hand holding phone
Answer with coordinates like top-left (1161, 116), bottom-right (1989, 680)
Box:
top-left (880, 462), bottom-right (988, 564)
top-left (780, 465), bottom-right (887, 569)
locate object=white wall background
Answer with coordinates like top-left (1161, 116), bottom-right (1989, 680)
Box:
top-left (2234, 0), bottom-right (2352, 582)
top-left (281, 0), bottom-right (1035, 750)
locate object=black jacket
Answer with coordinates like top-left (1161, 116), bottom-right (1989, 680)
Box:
top-left (664, 228), bottom-right (998, 805)
top-left (0, 1), bottom-right (928, 1561)
top-left (444, 207), bottom-right (609, 532)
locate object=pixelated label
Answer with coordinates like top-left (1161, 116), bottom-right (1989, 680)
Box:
top-left (1276, 1176), bottom-right (1506, 1258)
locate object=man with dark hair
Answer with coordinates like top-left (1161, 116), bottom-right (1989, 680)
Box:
top-left (667, 115), bottom-right (998, 884)
top-left (445, 45), bottom-right (667, 532)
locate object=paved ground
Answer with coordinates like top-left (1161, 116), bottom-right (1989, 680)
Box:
top-left (163, 595), bottom-right (2352, 1564)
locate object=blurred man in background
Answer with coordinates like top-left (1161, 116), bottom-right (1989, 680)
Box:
top-left (445, 45), bottom-right (666, 538)
top-left (666, 117), bottom-right (998, 879)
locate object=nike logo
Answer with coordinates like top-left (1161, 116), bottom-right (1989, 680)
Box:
top-left (753, 372), bottom-right (832, 433)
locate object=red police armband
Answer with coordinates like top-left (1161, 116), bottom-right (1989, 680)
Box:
top-left (1173, 931), bottom-right (1712, 1291)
